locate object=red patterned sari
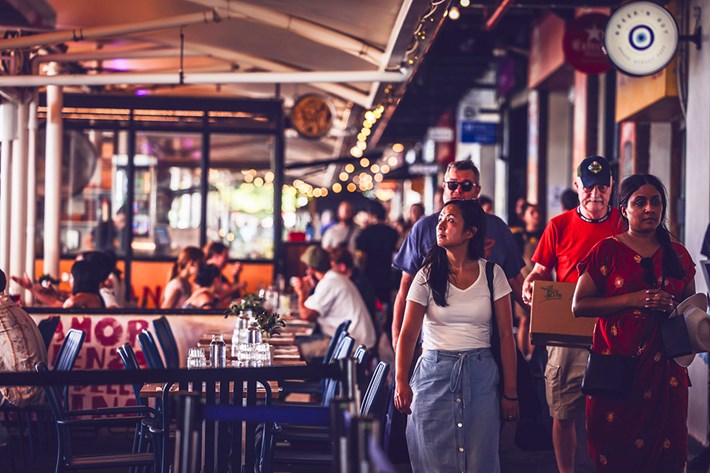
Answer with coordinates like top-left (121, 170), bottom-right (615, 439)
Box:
top-left (578, 237), bottom-right (696, 473)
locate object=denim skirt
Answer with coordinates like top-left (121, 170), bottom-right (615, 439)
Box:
top-left (406, 348), bottom-right (500, 473)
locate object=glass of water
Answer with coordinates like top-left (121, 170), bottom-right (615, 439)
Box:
top-left (187, 347), bottom-right (206, 369)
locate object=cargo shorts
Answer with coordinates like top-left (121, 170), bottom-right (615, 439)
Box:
top-left (544, 346), bottom-right (588, 420)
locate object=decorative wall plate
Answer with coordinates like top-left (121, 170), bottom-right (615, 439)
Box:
top-left (290, 94), bottom-right (334, 140)
top-left (603, 1), bottom-right (678, 77)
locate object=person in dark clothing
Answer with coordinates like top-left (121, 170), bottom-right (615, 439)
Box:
top-left (356, 201), bottom-right (398, 303)
top-left (356, 200), bottom-right (399, 339)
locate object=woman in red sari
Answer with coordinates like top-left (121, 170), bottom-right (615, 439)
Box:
top-left (573, 174), bottom-right (695, 473)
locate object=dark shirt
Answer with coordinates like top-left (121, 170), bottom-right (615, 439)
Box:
top-left (356, 223), bottom-right (399, 291)
top-left (392, 211), bottom-right (525, 279)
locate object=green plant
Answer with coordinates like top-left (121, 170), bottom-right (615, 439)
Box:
top-left (254, 310), bottom-right (286, 338)
top-left (224, 293), bottom-right (265, 318)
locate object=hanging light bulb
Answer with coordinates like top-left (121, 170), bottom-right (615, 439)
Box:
top-left (448, 6), bottom-right (461, 20)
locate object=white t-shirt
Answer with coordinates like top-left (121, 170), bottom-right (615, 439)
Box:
top-left (304, 270), bottom-right (376, 349)
top-left (407, 259), bottom-right (512, 351)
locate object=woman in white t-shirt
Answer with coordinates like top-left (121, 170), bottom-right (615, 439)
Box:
top-left (394, 199), bottom-right (519, 473)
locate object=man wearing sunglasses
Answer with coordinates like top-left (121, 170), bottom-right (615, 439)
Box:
top-left (392, 159), bottom-right (526, 349)
top-left (521, 156), bottom-right (624, 473)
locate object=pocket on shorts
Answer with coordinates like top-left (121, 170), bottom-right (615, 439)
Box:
top-left (544, 362), bottom-right (559, 382)
top-left (544, 363), bottom-right (561, 411)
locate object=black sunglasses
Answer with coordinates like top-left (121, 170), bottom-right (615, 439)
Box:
top-left (640, 257), bottom-right (657, 287)
top-left (445, 180), bottom-right (478, 192)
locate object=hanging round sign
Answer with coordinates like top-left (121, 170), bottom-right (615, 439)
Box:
top-left (563, 13), bottom-right (611, 75)
top-left (603, 1), bottom-right (678, 77)
top-left (291, 94), bottom-right (334, 139)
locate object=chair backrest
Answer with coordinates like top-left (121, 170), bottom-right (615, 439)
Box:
top-left (36, 362), bottom-right (65, 421)
top-left (54, 329), bottom-right (86, 372)
top-left (37, 316), bottom-right (60, 349)
top-left (323, 319), bottom-right (351, 365)
top-left (331, 334), bottom-right (355, 362)
top-left (359, 361), bottom-right (390, 417)
top-left (354, 344), bottom-right (370, 365)
top-left (353, 344), bottom-right (372, 394)
top-left (322, 335), bottom-right (355, 406)
top-left (138, 329), bottom-right (165, 369)
top-left (117, 343), bottom-right (144, 404)
top-left (152, 316), bottom-right (180, 369)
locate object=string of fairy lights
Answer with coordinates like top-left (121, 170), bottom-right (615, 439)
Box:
top-left (260, 0), bottom-right (457, 205)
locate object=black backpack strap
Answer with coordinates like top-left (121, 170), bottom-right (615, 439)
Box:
top-left (486, 261), bottom-right (503, 391)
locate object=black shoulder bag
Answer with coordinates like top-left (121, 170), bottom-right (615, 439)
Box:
top-left (486, 262), bottom-right (552, 451)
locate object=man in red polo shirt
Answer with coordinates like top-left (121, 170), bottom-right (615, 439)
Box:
top-left (522, 156), bottom-right (624, 473)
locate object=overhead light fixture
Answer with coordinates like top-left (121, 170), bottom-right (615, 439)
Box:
top-left (460, 0), bottom-right (470, 6)
top-left (448, 6), bottom-right (461, 21)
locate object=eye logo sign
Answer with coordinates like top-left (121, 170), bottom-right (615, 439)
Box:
top-left (603, 1), bottom-right (678, 77)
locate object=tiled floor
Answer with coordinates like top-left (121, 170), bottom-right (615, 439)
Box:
top-left (3, 421), bottom-right (709, 473)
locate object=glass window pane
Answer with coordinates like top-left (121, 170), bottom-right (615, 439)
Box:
top-left (208, 134), bottom-right (275, 260)
top-left (37, 129), bottom-right (127, 257)
top-left (132, 132), bottom-right (202, 257)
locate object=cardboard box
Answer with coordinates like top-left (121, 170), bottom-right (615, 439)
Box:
top-left (530, 280), bottom-right (596, 348)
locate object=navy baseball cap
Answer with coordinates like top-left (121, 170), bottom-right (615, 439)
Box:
top-left (577, 156), bottom-right (611, 188)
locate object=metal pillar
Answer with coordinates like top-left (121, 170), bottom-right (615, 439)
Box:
top-left (0, 102), bottom-right (17, 281)
top-left (43, 82), bottom-right (63, 279)
top-left (24, 98), bottom-right (38, 305)
top-left (9, 101), bottom-right (28, 295)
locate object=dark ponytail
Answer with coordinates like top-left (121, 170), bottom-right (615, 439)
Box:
top-left (421, 200), bottom-right (486, 307)
top-left (618, 174), bottom-right (684, 280)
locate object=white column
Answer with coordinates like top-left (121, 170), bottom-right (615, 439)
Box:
top-left (10, 101), bottom-right (28, 295)
top-left (24, 98), bottom-right (38, 305)
top-left (684, 0), bottom-right (710, 446)
top-left (44, 83), bottom-right (63, 279)
top-left (0, 102), bottom-right (17, 281)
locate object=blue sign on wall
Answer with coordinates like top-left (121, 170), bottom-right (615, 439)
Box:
top-left (460, 121), bottom-right (497, 144)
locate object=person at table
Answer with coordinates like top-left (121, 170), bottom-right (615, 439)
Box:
top-left (64, 260), bottom-right (104, 309)
top-left (77, 251), bottom-right (119, 309)
top-left (162, 246), bottom-right (203, 309)
top-left (0, 268), bottom-right (48, 408)
top-left (292, 245), bottom-right (376, 363)
top-left (183, 263), bottom-right (221, 310)
top-left (204, 241), bottom-right (246, 307)
top-left (573, 174), bottom-right (696, 473)
top-left (394, 199), bottom-right (518, 473)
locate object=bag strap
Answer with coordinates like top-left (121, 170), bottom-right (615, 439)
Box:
top-left (486, 261), bottom-right (504, 392)
top-left (486, 260), bottom-right (497, 335)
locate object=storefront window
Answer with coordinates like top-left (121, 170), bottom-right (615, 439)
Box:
top-left (37, 129), bottom-right (126, 257)
top-left (207, 134), bottom-right (274, 259)
top-left (131, 132), bottom-right (202, 257)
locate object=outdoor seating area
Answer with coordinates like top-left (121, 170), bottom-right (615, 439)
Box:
top-left (0, 310), bottom-right (392, 473)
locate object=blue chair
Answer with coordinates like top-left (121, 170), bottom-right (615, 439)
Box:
top-left (117, 343), bottom-right (164, 473)
top-left (323, 320), bottom-right (351, 365)
top-left (53, 329), bottom-right (85, 373)
top-left (37, 362), bottom-right (160, 472)
top-left (37, 317), bottom-right (60, 350)
top-left (138, 330), bottom-right (166, 370)
top-left (152, 317), bottom-right (180, 369)
top-left (269, 361), bottom-right (391, 470)
top-left (54, 329), bottom-right (86, 410)
top-left (353, 344), bottom-right (372, 395)
top-left (321, 335), bottom-right (355, 406)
